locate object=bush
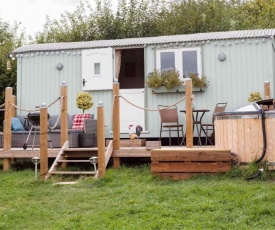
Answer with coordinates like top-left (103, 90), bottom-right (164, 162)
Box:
top-left (161, 69), bottom-right (181, 90)
top-left (146, 69), bottom-right (162, 88)
top-left (189, 73), bottom-right (209, 88)
top-left (146, 68), bottom-right (181, 90)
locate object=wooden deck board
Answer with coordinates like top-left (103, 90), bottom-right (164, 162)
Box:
top-left (0, 146), bottom-right (229, 159)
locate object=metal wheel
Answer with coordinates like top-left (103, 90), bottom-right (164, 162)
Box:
top-left (23, 142), bottom-right (27, 150)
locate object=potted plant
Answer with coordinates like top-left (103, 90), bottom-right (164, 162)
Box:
top-left (248, 92), bottom-right (262, 102)
top-left (76, 91), bottom-right (93, 114)
top-left (75, 92), bottom-right (95, 147)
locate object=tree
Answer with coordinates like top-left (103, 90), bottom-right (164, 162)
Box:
top-left (240, 0), bottom-right (275, 29)
top-left (0, 18), bottom-right (26, 129)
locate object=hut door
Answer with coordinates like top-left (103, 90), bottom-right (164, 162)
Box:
top-left (116, 48), bottom-right (145, 133)
top-left (120, 89), bottom-right (145, 133)
top-left (82, 48), bottom-right (113, 90)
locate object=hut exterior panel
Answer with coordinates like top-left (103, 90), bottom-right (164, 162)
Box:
top-left (14, 30), bottom-right (275, 139)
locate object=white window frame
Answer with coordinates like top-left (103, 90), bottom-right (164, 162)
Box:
top-left (156, 47), bottom-right (202, 81)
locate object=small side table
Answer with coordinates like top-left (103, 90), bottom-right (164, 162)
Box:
top-left (180, 109), bottom-right (210, 145)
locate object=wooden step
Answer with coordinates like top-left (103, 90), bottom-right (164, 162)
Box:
top-left (151, 147), bottom-right (232, 180)
top-left (63, 150), bottom-right (98, 158)
top-left (106, 139), bottom-right (146, 147)
top-left (112, 147), bottom-right (151, 157)
top-left (50, 171), bottom-right (96, 175)
top-left (64, 147), bottom-right (99, 152)
top-left (57, 160), bottom-right (91, 163)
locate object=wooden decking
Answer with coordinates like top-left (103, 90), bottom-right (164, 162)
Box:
top-left (0, 141), bottom-right (233, 180)
top-left (0, 147), bottom-right (98, 158)
top-left (151, 147), bottom-right (232, 180)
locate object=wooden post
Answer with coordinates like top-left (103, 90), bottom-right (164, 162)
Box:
top-left (60, 82), bottom-right (68, 146)
top-left (97, 101), bottom-right (105, 177)
top-left (185, 79), bottom-right (193, 148)
top-left (3, 87), bottom-right (13, 171)
top-left (40, 103), bottom-right (48, 180)
top-left (11, 95), bottom-right (16, 117)
top-left (264, 81), bottom-right (270, 99)
top-left (113, 80), bottom-right (120, 168)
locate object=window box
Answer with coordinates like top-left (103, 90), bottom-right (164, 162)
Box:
top-left (151, 85), bottom-right (205, 94)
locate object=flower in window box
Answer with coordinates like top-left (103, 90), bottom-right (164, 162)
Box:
top-left (146, 68), bottom-right (181, 90)
top-left (189, 73), bottom-right (209, 89)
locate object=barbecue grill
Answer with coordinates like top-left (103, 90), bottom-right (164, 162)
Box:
top-left (23, 112), bottom-right (52, 150)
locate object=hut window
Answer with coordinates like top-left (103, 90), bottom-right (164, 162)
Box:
top-left (94, 63), bottom-right (100, 75)
top-left (182, 50), bottom-right (198, 77)
top-left (160, 52), bottom-right (175, 69)
top-left (156, 48), bottom-right (201, 80)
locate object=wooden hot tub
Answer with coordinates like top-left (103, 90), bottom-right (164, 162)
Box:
top-left (215, 108), bottom-right (275, 164)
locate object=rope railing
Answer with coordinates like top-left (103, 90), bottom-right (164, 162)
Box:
top-left (10, 96), bottom-right (61, 113)
top-left (0, 103), bottom-right (5, 111)
top-left (49, 96), bottom-right (64, 130)
top-left (118, 95), bottom-right (187, 111)
top-left (10, 96), bottom-right (64, 129)
top-left (104, 95), bottom-right (116, 127)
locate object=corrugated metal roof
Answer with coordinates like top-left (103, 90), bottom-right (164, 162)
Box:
top-left (13, 29), bottom-right (275, 53)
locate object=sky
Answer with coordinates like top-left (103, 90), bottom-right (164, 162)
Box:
top-left (0, 0), bottom-right (96, 37)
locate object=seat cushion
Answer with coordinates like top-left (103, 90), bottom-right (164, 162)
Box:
top-left (72, 114), bottom-right (91, 130)
top-left (11, 117), bottom-right (25, 131)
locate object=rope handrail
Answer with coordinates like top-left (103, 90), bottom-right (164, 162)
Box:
top-left (10, 96), bottom-right (64, 129)
top-left (118, 95), bottom-right (187, 111)
top-left (104, 95), bottom-right (116, 127)
top-left (10, 103), bottom-right (39, 113)
top-left (49, 96), bottom-right (64, 130)
top-left (0, 103), bottom-right (5, 109)
top-left (10, 96), bottom-right (62, 113)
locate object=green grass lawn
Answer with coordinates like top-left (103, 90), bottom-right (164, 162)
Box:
top-left (1, 161), bottom-right (275, 230)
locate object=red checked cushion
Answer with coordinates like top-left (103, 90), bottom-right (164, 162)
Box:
top-left (72, 114), bottom-right (91, 130)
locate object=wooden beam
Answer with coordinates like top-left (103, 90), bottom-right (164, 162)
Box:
top-left (112, 148), bottom-right (151, 157)
top-left (105, 140), bottom-right (113, 167)
top-left (0, 149), bottom-right (59, 157)
top-left (4, 87), bottom-right (12, 152)
top-left (106, 139), bottom-right (145, 147)
top-left (3, 87), bottom-right (13, 171)
top-left (60, 82), bottom-right (68, 146)
top-left (97, 102), bottom-right (105, 177)
top-left (3, 158), bottom-right (11, 171)
top-left (113, 158), bottom-right (120, 169)
top-left (185, 79), bottom-right (193, 148)
top-left (11, 95), bottom-right (16, 117)
top-left (151, 162), bottom-right (231, 173)
top-left (152, 172), bottom-right (201, 180)
top-left (113, 81), bottom-right (120, 150)
top-left (40, 105), bottom-right (48, 180)
top-left (264, 81), bottom-right (270, 99)
top-left (151, 149), bottom-right (231, 162)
